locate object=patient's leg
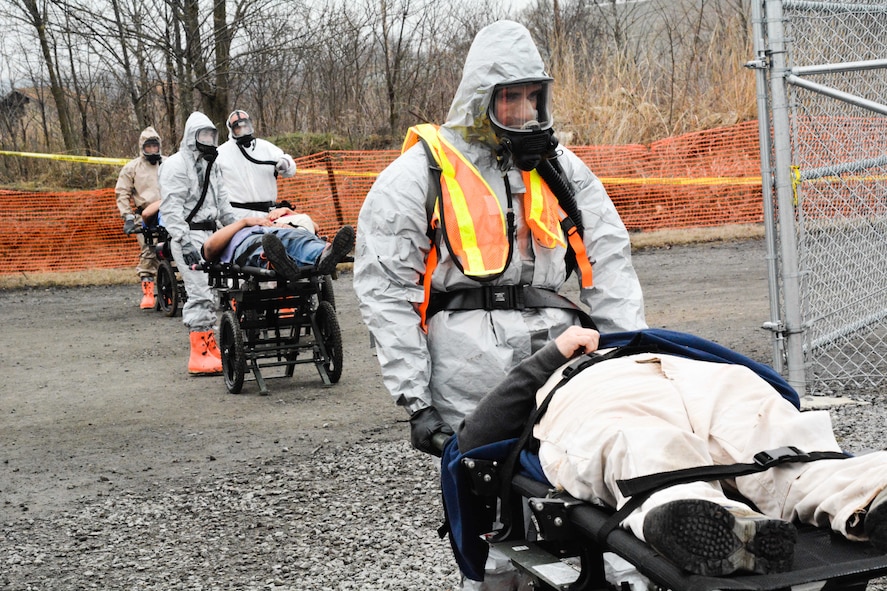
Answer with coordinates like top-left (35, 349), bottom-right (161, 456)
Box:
top-left (534, 354), bottom-right (752, 536)
top-left (535, 353), bottom-right (799, 575)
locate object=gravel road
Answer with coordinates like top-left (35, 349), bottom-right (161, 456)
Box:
top-left (2, 237), bottom-right (885, 591)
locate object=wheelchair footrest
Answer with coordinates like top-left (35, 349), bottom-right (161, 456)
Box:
top-left (489, 540), bottom-right (581, 590)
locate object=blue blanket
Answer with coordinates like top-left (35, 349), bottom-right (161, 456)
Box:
top-left (440, 328), bottom-right (799, 581)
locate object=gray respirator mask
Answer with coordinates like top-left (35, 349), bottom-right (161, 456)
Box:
top-left (489, 79), bottom-right (557, 171)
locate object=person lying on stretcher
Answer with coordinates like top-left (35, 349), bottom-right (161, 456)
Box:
top-left (201, 206), bottom-right (354, 280)
top-left (455, 326), bottom-right (887, 577)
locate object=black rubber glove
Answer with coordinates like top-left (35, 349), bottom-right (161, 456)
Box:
top-left (409, 406), bottom-right (454, 457)
top-left (180, 241), bottom-right (202, 268)
top-left (123, 215), bottom-right (136, 235)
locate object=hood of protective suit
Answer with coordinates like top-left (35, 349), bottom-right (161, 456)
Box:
top-left (138, 126), bottom-right (161, 155)
top-left (443, 20), bottom-right (550, 148)
top-left (180, 111), bottom-right (216, 158)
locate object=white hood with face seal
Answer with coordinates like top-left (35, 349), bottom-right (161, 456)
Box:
top-left (442, 20), bottom-right (550, 149)
top-left (180, 111), bottom-right (216, 159)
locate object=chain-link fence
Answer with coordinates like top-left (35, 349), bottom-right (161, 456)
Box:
top-left (752, 0), bottom-right (887, 395)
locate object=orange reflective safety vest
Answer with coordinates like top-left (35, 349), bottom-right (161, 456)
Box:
top-left (403, 124), bottom-right (594, 329)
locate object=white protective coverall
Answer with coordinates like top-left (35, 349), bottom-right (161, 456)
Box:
top-left (159, 112), bottom-right (237, 332)
top-left (535, 352), bottom-right (887, 544)
top-left (354, 20), bottom-right (647, 430)
top-left (354, 20), bottom-right (646, 591)
top-left (216, 124), bottom-right (295, 221)
top-left (115, 126), bottom-right (165, 280)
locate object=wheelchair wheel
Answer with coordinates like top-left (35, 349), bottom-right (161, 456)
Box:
top-left (314, 301), bottom-right (343, 383)
top-left (219, 310), bottom-right (246, 394)
top-left (321, 274), bottom-right (335, 309)
top-left (156, 261), bottom-right (179, 317)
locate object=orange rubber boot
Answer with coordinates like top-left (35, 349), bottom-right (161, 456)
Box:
top-left (205, 330), bottom-right (222, 360)
top-left (140, 280), bottom-right (156, 310)
top-left (188, 330), bottom-right (223, 375)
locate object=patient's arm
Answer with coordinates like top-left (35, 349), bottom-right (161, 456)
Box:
top-left (141, 200), bottom-right (161, 219)
top-left (456, 326), bottom-right (600, 453)
top-left (202, 216), bottom-right (272, 262)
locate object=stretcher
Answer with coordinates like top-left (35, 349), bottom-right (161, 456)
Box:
top-left (131, 223), bottom-right (187, 316)
top-left (203, 260), bottom-right (341, 394)
top-left (445, 442), bottom-right (887, 591)
top-left (439, 330), bottom-right (887, 591)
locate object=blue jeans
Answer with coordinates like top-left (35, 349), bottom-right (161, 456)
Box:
top-left (231, 227), bottom-right (325, 268)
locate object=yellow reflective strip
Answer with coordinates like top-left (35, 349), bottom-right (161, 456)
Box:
top-left (526, 171), bottom-right (565, 248)
top-left (440, 137), bottom-right (507, 274)
top-left (439, 159), bottom-right (487, 272)
top-left (414, 128), bottom-right (490, 273)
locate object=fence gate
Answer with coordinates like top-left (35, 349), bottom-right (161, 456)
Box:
top-left (750, 0), bottom-right (887, 395)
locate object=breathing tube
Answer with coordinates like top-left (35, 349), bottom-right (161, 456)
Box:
top-left (536, 143), bottom-right (584, 280)
top-left (537, 142), bottom-right (584, 239)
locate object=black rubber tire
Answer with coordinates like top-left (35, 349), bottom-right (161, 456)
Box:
top-left (314, 301), bottom-right (343, 383)
top-left (219, 310), bottom-right (246, 394)
top-left (321, 274), bottom-right (336, 309)
top-left (156, 261), bottom-right (179, 317)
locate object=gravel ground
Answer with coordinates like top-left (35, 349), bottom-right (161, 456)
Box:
top-left (2, 237), bottom-right (886, 591)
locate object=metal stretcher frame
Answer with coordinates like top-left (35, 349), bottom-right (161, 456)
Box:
top-left (485, 469), bottom-right (887, 591)
top-left (205, 262), bottom-right (342, 394)
top-left (131, 224), bottom-right (187, 316)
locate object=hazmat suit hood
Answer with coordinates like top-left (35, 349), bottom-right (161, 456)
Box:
top-left (180, 111), bottom-right (216, 160)
top-left (138, 126), bottom-right (161, 154)
top-left (138, 126), bottom-right (163, 164)
top-left (163, 111), bottom-right (220, 200)
top-left (443, 20), bottom-right (551, 149)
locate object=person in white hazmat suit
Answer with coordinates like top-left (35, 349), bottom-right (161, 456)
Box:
top-left (159, 111), bottom-right (238, 376)
top-left (216, 110), bottom-right (296, 220)
top-left (353, 20), bottom-right (646, 591)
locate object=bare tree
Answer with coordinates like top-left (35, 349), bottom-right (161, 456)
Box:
top-left (4, 0), bottom-right (80, 151)
top-left (0, 0), bottom-right (759, 162)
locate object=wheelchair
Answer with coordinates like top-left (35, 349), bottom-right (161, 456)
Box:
top-left (204, 261), bottom-right (342, 395)
top-left (133, 222), bottom-right (186, 316)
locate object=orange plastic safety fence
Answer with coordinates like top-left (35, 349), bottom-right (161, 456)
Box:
top-left (0, 121), bottom-right (765, 276)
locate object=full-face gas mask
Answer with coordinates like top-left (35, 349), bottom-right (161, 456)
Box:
top-left (142, 138), bottom-right (161, 165)
top-left (227, 110), bottom-right (255, 147)
top-left (489, 78), bottom-right (557, 171)
top-left (195, 127), bottom-right (219, 162)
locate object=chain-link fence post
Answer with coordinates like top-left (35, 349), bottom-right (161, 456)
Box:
top-left (755, 0), bottom-right (887, 395)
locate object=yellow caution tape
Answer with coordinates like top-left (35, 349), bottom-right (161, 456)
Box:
top-left (294, 166), bottom-right (766, 186)
top-left (0, 149), bottom-right (130, 166)
top-left (294, 167), bottom-right (379, 178)
top-left (598, 176), bottom-right (762, 186)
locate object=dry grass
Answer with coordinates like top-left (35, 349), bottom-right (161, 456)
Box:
top-left (552, 11), bottom-right (755, 146)
top-left (0, 268), bottom-right (137, 290)
top-left (0, 225), bottom-right (765, 290)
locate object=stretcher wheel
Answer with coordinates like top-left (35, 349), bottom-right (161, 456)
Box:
top-left (314, 301), bottom-right (342, 383)
top-left (219, 310), bottom-right (246, 394)
top-left (321, 274), bottom-right (335, 309)
top-left (156, 260), bottom-right (179, 317)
